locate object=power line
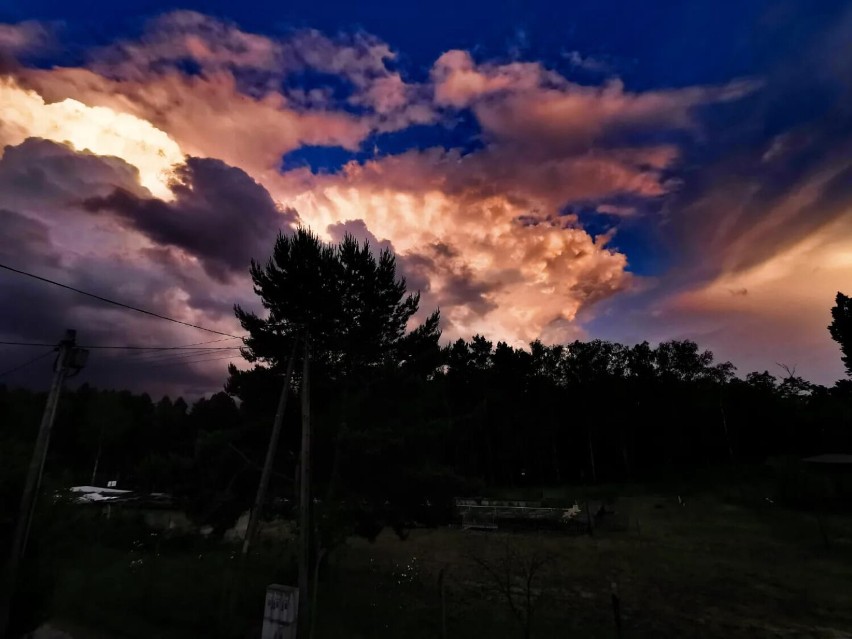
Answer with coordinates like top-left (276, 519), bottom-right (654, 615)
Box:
top-left (87, 345), bottom-right (241, 351)
top-left (142, 336), bottom-right (242, 348)
top-left (146, 353), bottom-right (242, 368)
top-left (84, 336), bottom-right (245, 350)
top-left (116, 338), bottom-right (245, 365)
top-left (0, 263), bottom-right (245, 339)
top-left (85, 336), bottom-right (244, 350)
top-left (110, 347), bottom-right (241, 366)
top-left (1, 342), bottom-right (240, 351)
top-left (0, 350), bottom-right (56, 379)
top-left (128, 348), bottom-right (240, 361)
top-left (156, 337), bottom-right (241, 347)
top-left (0, 341), bottom-right (56, 347)
top-left (126, 348), bottom-right (243, 365)
top-left (146, 351), bottom-right (243, 365)
top-left (0, 337), bottom-right (244, 350)
top-left (1, 336), bottom-right (245, 368)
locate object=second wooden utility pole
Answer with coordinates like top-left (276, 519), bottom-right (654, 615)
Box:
top-left (0, 329), bottom-right (87, 639)
top-left (298, 335), bottom-right (312, 636)
top-left (242, 338), bottom-right (300, 557)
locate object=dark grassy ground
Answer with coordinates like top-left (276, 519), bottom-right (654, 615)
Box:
top-left (33, 484), bottom-right (852, 639)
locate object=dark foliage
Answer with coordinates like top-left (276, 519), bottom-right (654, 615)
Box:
top-left (3, 257), bottom-right (851, 553)
top-left (830, 292), bottom-right (852, 378)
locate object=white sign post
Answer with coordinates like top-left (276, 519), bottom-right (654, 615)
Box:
top-left (261, 584), bottom-right (299, 639)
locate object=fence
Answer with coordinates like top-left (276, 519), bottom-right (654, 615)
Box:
top-left (455, 498), bottom-right (591, 533)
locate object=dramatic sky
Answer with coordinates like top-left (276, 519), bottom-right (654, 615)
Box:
top-left (1, 0), bottom-right (851, 396)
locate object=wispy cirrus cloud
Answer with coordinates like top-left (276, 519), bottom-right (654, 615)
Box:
top-left (585, 8), bottom-right (852, 384)
top-left (0, 21), bottom-right (53, 56)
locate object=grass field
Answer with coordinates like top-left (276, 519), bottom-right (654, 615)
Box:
top-left (36, 484), bottom-right (852, 639)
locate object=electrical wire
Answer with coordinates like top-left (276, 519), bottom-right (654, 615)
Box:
top-left (125, 348), bottom-right (243, 365)
top-left (83, 336), bottom-right (245, 351)
top-left (146, 351), bottom-right (243, 365)
top-left (0, 350), bottom-right (56, 379)
top-left (145, 353), bottom-right (243, 368)
top-left (0, 262), bottom-right (245, 339)
top-left (88, 345), bottom-right (241, 351)
top-left (0, 341), bottom-right (56, 347)
top-left (0, 337), bottom-right (244, 351)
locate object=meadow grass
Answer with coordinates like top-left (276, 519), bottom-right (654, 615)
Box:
top-left (40, 486), bottom-right (852, 639)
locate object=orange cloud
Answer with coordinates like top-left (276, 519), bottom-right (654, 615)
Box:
top-left (433, 50), bottom-right (757, 156)
top-left (15, 66), bottom-right (369, 178)
top-left (0, 13), bottom-right (763, 357)
top-left (93, 10), bottom-right (284, 77)
top-left (656, 220), bottom-right (851, 383)
top-left (274, 151), bottom-right (632, 343)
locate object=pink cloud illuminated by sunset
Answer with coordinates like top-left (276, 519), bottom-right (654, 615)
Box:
top-left (1, 9), bottom-right (850, 392)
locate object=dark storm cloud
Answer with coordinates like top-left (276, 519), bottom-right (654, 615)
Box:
top-left (326, 218), bottom-right (394, 255)
top-left (0, 140), bottom-right (247, 397)
top-left (0, 239), bottom-right (238, 398)
top-left (440, 271), bottom-right (498, 315)
top-left (324, 220), bottom-right (497, 316)
top-left (0, 209), bottom-right (70, 339)
top-left (399, 245), bottom-right (497, 316)
top-left (0, 144), bottom-right (136, 345)
top-left (0, 208), bottom-right (60, 268)
top-left (81, 157), bottom-right (298, 282)
top-left (0, 137), bottom-right (144, 208)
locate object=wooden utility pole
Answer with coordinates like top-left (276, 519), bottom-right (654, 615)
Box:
top-left (298, 335), bottom-right (312, 636)
top-left (90, 423), bottom-right (104, 486)
top-left (0, 329), bottom-right (87, 639)
top-left (587, 431), bottom-right (597, 483)
top-left (242, 338), bottom-right (300, 557)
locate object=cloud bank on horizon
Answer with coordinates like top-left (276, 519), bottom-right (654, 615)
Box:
top-left (0, 6), bottom-right (850, 395)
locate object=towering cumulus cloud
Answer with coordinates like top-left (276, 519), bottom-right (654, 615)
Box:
top-left (2, 7), bottom-right (848, 391)
top-left (0, 77), bottom-right (184, 198)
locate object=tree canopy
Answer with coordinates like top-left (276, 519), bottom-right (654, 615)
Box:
top-left (228, 228), bottom-right (445, 540)
top-left (829, 292), bottom-right (852, 377)
top-left (3, 256), bottom-right (852, 546)
top-left (232, 228), bottom-right (440, 379)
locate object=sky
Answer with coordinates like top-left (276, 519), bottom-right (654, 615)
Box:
top-left (0, 0), bottom-right (850, 396)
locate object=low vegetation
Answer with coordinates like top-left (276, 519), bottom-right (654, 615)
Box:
top-left (24, 480), bottom-right (852, 639)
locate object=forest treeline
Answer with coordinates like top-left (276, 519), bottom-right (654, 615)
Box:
top-left (2, 230), bottom-right (852, 537)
